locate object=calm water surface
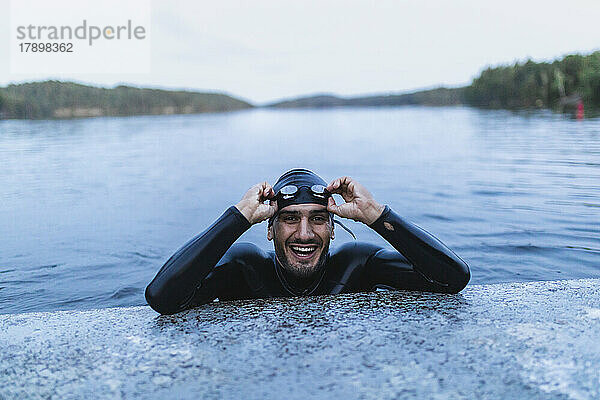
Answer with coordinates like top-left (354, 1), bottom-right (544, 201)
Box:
top-left (1, 107), bottom-right (599, 314)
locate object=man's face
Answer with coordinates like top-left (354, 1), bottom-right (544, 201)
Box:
top-left (268, 204), bottom-right (334, 278)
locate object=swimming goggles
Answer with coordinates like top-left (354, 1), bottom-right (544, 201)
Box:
top-left (273, 184), bottom-right (356, 239)
top-left (276, 184), bottom-right (329, 200)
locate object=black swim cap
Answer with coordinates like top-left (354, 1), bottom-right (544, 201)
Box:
top-left (269, 168), bottom-right (357, 239)
top-left (269, 168), bottom-right (330, 225)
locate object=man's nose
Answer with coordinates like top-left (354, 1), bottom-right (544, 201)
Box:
top-left (295, 218), bottom-right (314, 241)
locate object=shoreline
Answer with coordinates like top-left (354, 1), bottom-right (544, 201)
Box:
top-left (2, 103), bottom-right (597, 122)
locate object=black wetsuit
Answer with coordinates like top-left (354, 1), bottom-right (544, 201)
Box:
top-left (145, 206), bottom-right (470, 315)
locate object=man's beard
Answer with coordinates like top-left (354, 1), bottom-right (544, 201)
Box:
top-left (274, 241), bottom-right (330, 279)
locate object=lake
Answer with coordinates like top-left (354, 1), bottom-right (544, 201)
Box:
top-left (1, 106), bottom-right (599, 314)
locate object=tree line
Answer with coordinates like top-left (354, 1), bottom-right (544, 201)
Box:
top-left (464, 51), bottom-right (600, 109)
top-left (0, 81), bottom-right (252, 119)
top-left (1, 51), bottom-right (599, 119)
top-left (269, 87), bottom-right (464, 108)
top-left (270, 51), bottom-right (600, 111)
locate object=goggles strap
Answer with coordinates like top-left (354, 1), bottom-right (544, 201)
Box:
top-left (333, 218), bottom-right (356, 240)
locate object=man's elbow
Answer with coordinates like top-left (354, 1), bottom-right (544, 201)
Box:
top-left (145, 284), bottom-right (179, 315)
top-left (447, 261), bottom-right (470, 293)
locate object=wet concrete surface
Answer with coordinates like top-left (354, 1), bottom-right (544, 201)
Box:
top-left (1, 279), bottom-right (599, 399)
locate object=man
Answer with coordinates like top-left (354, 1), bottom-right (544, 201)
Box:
top-left (146, 169), bottom-right (470, 315)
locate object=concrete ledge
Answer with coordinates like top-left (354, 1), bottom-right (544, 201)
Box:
top-left (1, 279), bottom-right (599, 399)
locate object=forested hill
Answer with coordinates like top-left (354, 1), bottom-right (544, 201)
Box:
top-left (268, 87), bottom-right (464, 108)
top-left (0, 81), bottom-right (253, 119)
top-left (465, 51), bottom-right (600, 109)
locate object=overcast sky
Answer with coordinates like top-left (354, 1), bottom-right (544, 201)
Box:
top-left (1, 0), bottom-right (599, 104)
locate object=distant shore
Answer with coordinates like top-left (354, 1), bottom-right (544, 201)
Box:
top-left (268, 51), bottom-right (600, 114)
top-left (0, 81), bottom-right (253, 120)
top-left (266, 87), bottom-right (464, 109)
top-left (1, 51), bottom-right (598, 120)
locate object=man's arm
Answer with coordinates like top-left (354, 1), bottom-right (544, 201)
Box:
top-left (145, 182), bottom-right (276, 314)
top-left (327, 177), bottom-right (470, 293)
top-left (368, 206), bottom-right (470, 292)
top-left (145, 206), bottom-right (250, 314)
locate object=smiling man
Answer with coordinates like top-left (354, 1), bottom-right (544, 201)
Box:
top-left (145, 169), bottom-right (470, 315)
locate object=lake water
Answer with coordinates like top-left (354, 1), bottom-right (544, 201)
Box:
top-left (1, 107), bottom-right (599, 314)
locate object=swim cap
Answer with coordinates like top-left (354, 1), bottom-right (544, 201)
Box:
top-left (269, 168), bottom-right (330, 224)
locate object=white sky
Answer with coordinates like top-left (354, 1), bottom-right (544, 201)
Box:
top-left (1, 0), bottom-right (599, 104)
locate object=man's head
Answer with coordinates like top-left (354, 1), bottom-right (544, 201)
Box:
top-left (267, 169), bottom-right (334, 278)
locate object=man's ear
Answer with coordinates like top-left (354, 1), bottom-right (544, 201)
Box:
top-left (331, 224), bottom-right (335, 240)
top-left (267, 224), bottom-right (273, 241)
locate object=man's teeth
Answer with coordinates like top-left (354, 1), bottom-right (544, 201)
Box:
top-left (291, 245), bottom-right (317, 254)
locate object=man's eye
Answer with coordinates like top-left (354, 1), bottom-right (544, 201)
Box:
top-left (283, 216), bottom-right (299, 222)
top-left (311, 216), bottom-right (327, 223)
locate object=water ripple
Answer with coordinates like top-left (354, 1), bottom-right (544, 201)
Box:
top-left (109, 286), bottom-right (142, 300)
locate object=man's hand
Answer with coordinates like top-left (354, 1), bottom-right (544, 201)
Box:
top-left (326, 176), bottom-right (385, 225)
top-left (235, 182), bottom-right (277, 225)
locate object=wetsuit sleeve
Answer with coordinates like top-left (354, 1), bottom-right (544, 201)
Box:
top-left (145, 206), bottom-right (251, 314)
top-left (367, 206), bottom-right (470, 293)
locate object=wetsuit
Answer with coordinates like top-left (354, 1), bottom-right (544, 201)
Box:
top-left (145, 206), bottom-right (470, 315)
